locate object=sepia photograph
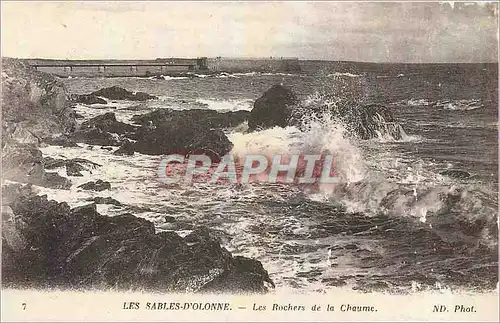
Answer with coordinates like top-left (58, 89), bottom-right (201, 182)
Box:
top-left (1, 1), bottom-right (498, 321)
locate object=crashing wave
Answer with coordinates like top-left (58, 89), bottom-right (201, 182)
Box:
top-left (436, 99), bottom-right (483, 111)
top-left (196, 98), bottom-right (254, 112)
top-left (290, 91), bottom-right (407, 141)
top-left (327, 72), bottom-right (361, 78)
top-left (148, 75), bottom-right (189, 80)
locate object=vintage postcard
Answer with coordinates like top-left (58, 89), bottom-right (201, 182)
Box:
top-left (1, 1), bottom-right (499, 322)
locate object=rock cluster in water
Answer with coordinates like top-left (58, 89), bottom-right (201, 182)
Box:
top-left (70, 86), bottom-right (158, 105)
top-left (1, 58), bottom-right (275, 293)
top-left (2, 184), bottom-right (274, 293)
top-left (248, 85), bottom-right (299, 130)
top-left (248, 84), bottom-right (404, 140)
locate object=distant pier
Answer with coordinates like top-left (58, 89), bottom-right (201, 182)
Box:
top-left (23, 57), bottom-right (301, 77)
top-left (24, 57), bottom-right (208, 77)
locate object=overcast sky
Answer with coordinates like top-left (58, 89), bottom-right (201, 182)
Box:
top-left (1, 1), bottom-right (498, 63)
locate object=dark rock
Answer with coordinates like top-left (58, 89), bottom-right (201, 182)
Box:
top-left (101, 146), bottom-right (113, 151)
top-left (164, 215), bottom-right (176, 223)
top-left (249, 85), bottom-right (405, 140)
top-left (90, 86), bottom-right (157, 101)
top-left (71, 158), bottom-right (101, 168)
top-left (42, 157), bottom-right (67, 169)
top-left (43, 157), bottom-right (101, 171)
top-left (118, 103), bottom-right (147, 111)
top-left (343, 243), bottom-right (359, 250)
top-left (132, 119), bottom-right (233, 161)
top-left (71, 128), bottom-right (122, 146)
top-left (113, 140), bottom-right (135, 156)
top-left (248, 85), bottom-right (298, 130)
top-left (1, 58), bottom-right (76, 143)
top-left (66, 162), bottom-right (85, 177)
top-left (132, 108), bottom-right (249, 129)
top-left (199, 256), bottom-right (275, 293)
top-left (127, 109), bottom-right (246, 158)
top-left (80, 112), bottom-right (136, 135)
top-left (65, 112), bottom-right (136, 147)
top-left (70, 94), bottom-right (107, 105)
top-left (2, 140), bottom-right (71, 189)
top-left (2, 188), bottom-right (275, 293)
top-left (439, 170), bottom-right (471, 179)
top-left (321, 277), bottom-right (347, 287)
top-left (42, 173), bottom-right (73, 189)
top-left (91, 197), bottom-right (122, 206)
top-left (44, 135), bottom-right (80, 147)
top-left (77, 180), bottom-right (111, 191)
top-left (289, 101), bottom-right (404, 140)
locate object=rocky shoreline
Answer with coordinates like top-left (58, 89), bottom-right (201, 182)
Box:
top-left (1, 58), bottom-right (274, 293)
top-left (2, 58), bottom-right (409, 293)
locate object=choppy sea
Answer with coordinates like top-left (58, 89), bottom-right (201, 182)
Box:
top-left (35, 62), bottom-right (498, 294)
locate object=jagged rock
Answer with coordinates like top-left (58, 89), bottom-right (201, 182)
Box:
top-left (70, 94), bottom-right (107, 105)
top-left (77, 180), bottom-right (111, 192)
top-left (1, 187), bottom-right (275, 293)
top-left (62, 112), bottom-right (136, 147)
top-left (90, 197), bottom-right (122, 206)
top-left (66, 163), bottom-right (85, 177)
top-left (43, 157), bottom-right (101, 170)
top-left (113, 140), bottom-right (135, 156)
top-left (249, 85), bottom-right (405, 140)
top-left (126, 109), bottom-right (246, 158)
top-left (1, 58), bottom-right (76, 143)
top-left (42, 173), bottom-right (72, 189)
top-left (90, 86), bottom-right (157, 101)
top-left (80, 112), bottom-right (136, 135)
top-left (2, 141), bottom-right (71, 189)
top-left (132, 108), bottom-right (249, 129)
top-left (132, 118), bottom-right (233, 161)
top-left (289, 102), bottom-right (404, 140)
top-left (248, 85), bottom-right (298, 130)
top-left (10, 122), bottom-right (41, 145)
top-left (71, 128), bottom-right (123, 146)
top-left (164, 215), bottom-right (176, 223)
top-left (44, 135), bottom-right (80, 147)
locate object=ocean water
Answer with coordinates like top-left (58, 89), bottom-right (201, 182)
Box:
top-left (37, 62), bottom-right (498, 294)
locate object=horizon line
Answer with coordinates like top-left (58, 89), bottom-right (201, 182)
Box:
top-left (3, 56), bottom-right (498, 65)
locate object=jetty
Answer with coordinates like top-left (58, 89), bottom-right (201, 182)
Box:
top-left (24, 57), bottom-right (208, 77)
top-left (23, 57), bottom-right (301, 77)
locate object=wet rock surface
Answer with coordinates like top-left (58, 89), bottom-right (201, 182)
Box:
top-left (132, 108), bottom-right (249, 129)
top-left (439, 169), bottom-right (471, 179)
top-left (77, 180), bottom-right (111, 191)
top-left (70, 94), bottom-right (107, 105)
top-left (289, 102), bottom-right (404, 140)
top-left (2, 141), bottom-right (71, 189)
top-left (90, 86), bottom-right (157, 101)
top-left (113, 140), bottom-right (136, 156)
top-left (1, 185), bottom-right (275, 293)
top-left (80, 112), bottom-right (136, 135)
top-left (1, 58), bottom-right (76, 142)
top-left (249, 84), bottom-right (404, 139)
top-left (248, 85), bottom-right (298, 130)
top-left (131, 117), bottom-right (233, 160)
